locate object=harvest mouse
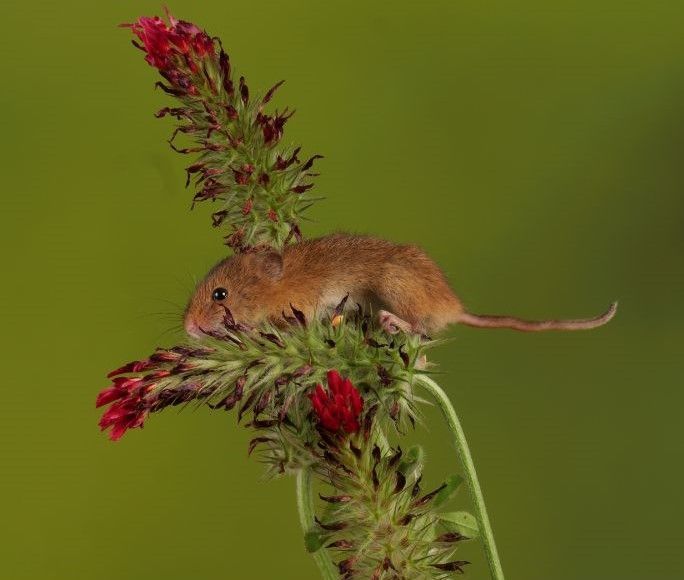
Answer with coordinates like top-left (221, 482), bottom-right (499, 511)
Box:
top-left (184, 233), bottom-right (617, 338)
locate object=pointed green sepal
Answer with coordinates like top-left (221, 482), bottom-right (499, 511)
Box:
top-left (432, 474), bottom-right (464, 508)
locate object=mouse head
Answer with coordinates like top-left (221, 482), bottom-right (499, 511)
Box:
top-left (184, 247), bottom-right (284, 337)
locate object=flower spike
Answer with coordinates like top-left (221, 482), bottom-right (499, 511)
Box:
top-left (122, 10), bottom-right (321, 250)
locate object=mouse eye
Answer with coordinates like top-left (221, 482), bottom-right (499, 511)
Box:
top-left (212, 287), bottom-right (228, 302)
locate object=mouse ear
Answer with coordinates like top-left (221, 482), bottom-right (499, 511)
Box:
top-left (258, 249), bottom-right (284, 280)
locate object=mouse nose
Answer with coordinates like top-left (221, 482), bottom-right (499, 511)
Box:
top-left (184, 317), bottom-right (202, 339)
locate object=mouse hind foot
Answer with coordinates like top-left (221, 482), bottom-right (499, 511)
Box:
top-left (378, 310), bottom-right (414, 334)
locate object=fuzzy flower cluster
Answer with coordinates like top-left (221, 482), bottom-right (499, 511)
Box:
top-left (124, 13), bottom-right (214, 87)
top-left (97, 376), bottom-right (148, 441)
top-left (94, 306), bottom-right (476, 577)
top-left (122, 10), bottom-right (321, 250)
top-left (309, 370), bottom-right (364, 434)
top-left (308, 398), bottom-right (473, 577)
top-left (96, 349), bottom-right (201, 440)
top-left (96, 356), bottom-right (361, 443)
top-left (95, 343), bottom-right (473, 576)
top-left (96, 300), bottom-right (427, 445)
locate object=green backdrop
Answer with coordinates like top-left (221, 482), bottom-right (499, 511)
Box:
top-left (2, 1), bottom-right (683, 578)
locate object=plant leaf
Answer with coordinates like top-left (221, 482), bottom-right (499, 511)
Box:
top-left (439, 511), bottom-right (479, 539)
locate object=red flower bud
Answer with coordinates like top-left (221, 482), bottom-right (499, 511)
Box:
top-left (122, 11), bottom-right (214, 93)
top-left (225, 104), bottom-right (238, 120)
top-left (308, 370), bottom-right (363, 433)
top-left (291, 183), bottom-right (314, 194)
top-left (96, 376), bottom-right (149, 440)
top-left (95, 377), bottom-right (144, 408)
top-left (239, 76), bottom-right (249, 104)
top-left (107, 359), bottom-right (154, 378)
top-left (98, 398), bottom-right (149, 441)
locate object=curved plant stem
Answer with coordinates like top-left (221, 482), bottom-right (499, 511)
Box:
top-left (296, 468), bottom-right (339, 580)
top-left (416, 375), bottom-right (505, 580)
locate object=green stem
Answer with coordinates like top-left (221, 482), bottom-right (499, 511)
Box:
top-left (416, 375), bottom-right (505, 580)
top-left (295, 468), bottom-right (339, 580)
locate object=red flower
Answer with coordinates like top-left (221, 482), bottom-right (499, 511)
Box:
top-left (97, 352), bottom-right (203, 441)
top-left (308, 370), bottom-right (363, 433)
top-left (122, 11), bottom-right (214, 75)
top-left (95, 376), bottom-right (143, 408)
top-left (98, 396), bottom-right (149, 442)
top-left (107, 359), bottom-right (154, 378)
top-left (96, 375), bottom-right (150, 440)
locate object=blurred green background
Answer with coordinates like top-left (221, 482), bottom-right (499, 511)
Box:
top-left (2, 1), bottom-right (683, 578)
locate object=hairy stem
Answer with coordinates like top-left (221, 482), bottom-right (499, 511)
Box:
top-left (416, 375), bottom-right (505, 580)
top-left (296, 468), bottom-right (338, 580)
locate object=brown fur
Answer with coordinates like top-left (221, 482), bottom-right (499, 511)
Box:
top-left (184, 233), bottom-right (616, 336)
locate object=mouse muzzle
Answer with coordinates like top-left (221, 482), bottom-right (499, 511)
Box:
top-left (184, 317), bottom-right (203, 339)
top-left (183, 303), bottom-right (224, 339)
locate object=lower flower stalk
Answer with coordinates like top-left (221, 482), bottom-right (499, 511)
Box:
top-left (416, 375), bottom-right (505, 580)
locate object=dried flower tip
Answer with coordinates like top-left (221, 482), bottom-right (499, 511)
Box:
top-left (337, 557), bottom-right (356, 575)
top-left (332, 293), bottom-right (349, 317)
top-left (259, 331), bottom-right (285, 348)
top-left (377, 365), bottom-right (392, 386)
top-left (315, 517), bottom-right (347, 531)
top-left (413, 482), bottom-right (447, 508)
top-left (431, 561), bottom-right (470, 573)
top-left (372, 465), bottom-right (380, 490)
top-left (363, 404), bottom-right (378, 441)
top-left (389, 400), bottom-right (401, 421)
top-left (261, 79), bottom-right (285, 107)
top-left (107, 359), bottom-right (154, 378)
top-left (319, 494), bottom-right (352, 504)
top-left (388, 446), bottom-right (403, 469)
top-left (326, 539), bottom-right (354, 550)
top-left (248, 436), bottom-right (274, 456)
top-left (412, 475), bottom-right (423, 498)
top-left (254, 390), bottom-right (272, 415)
top-left (435, 532), bottom-right (466, 543)
top-left (292, 364), bottom-right (313, 378)
top-left (399, 345), bottom-right (410, 367)
top-left (394, 471), bottom-right (407, 494)
top-left (290, 303), bottom-right (307, 326)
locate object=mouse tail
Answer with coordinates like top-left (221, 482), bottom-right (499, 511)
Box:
top-left (457, 301), bottom-right (618, 332)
